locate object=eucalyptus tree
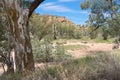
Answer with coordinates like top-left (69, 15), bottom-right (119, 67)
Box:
top-left (0, 0), bottom-right (44, 74)
top-left (81, 0), bottom-right (120, 38)
top-left (81, 0), bottom-right (118, 29)
top-left (81, 0), bottom-right (109, 29)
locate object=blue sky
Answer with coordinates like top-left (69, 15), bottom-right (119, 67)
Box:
top-left (35, 0), bottom-right (90, 25)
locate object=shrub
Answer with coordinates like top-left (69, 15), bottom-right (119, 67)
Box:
top-left (31, 37), bottom-right (71, 63)
top-left (86, 53), bottom-right (120, 80)
top-left (0, 73), bottom-right (22, 80)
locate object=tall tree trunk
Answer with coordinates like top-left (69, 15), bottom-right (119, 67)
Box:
top-left (2, 0), bottom-right (34, 73)
top-left (2, 0), bottom-right (44, 74)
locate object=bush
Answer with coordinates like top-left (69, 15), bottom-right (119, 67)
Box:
top-left (73, 29), bottom-right (82, 39)
top-left (86, 53), bottom-right (120, 80)
top-left (31, 37), bottom-right (71, 62)
top-left (0, 73), bottom-right (22, 80)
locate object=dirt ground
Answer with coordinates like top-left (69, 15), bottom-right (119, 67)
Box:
top-left (0, 42), bottom-right (115, 75)
top-left (66, 42), bottom-right (113, 58)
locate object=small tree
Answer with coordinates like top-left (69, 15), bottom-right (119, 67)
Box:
top-left (29, 14), bottom-right (53, 40)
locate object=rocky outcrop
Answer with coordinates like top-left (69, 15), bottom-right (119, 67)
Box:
top-left (42, 14), bottom-right (75, 25)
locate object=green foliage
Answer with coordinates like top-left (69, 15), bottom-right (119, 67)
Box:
top-left (56, 22), bottom-right (81, 39)
top-left (73, 56), bottom-right (94, 65)
top-left (0, 7), bottom-right (6, 44)
top-left (0, 6), bottom-right (14, 73)
top-left (81, 0), bottom-right (120, 38)
top-left (29, 14), bottom-right (53, 40)
top-left (23, 0), bottom-right (33, 8)
top-left (107, 14), bottom-right (120, 37)
top-left (73, 28), bottom-right (82, 39)
top-left (102, 28), bottom-right (109, 40)
top-left (88, 26), bottom-right (99, 39)
top-left (31, 37), bottom-right (71, 62)
top-left (81, 0), bottom-right (110, 24)
top-left (81, 0), bottom-right (90, 9)
top-left (93, 37), bottom-right (113, 43)
top-left (32, 37), bottom-right (53, 62)
top-left (0, 73), bottom-right (22, 80)
top-left (30, 14), bottom-right (82, 40)
top-left (0, 8), bottom-right (13, 55)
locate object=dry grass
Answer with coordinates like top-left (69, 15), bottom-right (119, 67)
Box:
top-left (63, 44), bottom-right (88, 50)
top-left (21, 51), bottom-right (120, 80)
top-left (1, 51), bottom-right (120, 80)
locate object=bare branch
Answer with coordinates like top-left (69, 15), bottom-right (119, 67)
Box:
top-left (89, 26), bottom-right (99, 34)
top-left (28, 0), bottom-right (44, 18)
top-left (89, 23), bottom-right (101, 34)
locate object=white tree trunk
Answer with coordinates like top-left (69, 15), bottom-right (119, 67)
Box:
top-left (2, 0), bottom-right (35, 73)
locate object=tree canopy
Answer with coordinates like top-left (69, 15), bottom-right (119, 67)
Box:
top-left (81, 0), bottom-right (120, 37)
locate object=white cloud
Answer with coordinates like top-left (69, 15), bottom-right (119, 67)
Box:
top-left (77, 11), bottom-right (90, 14)
top-left (39, 2), bottom-right (90, 14)
top-left (39, 2), bottom-right (73, 12)
top-left (43, 5), bottom-right (72, 12)
top-left (40, 2), bottom-right (55, 7)
top-left (58, 0), bottom-right (77, 2)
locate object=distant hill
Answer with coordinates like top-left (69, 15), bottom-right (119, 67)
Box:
top-left (33, 14), bottom-right (76, 26)
top-left (46, 15), bottom-right (74, 24)
top-left (30, 14), bottom-right (82, 39)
